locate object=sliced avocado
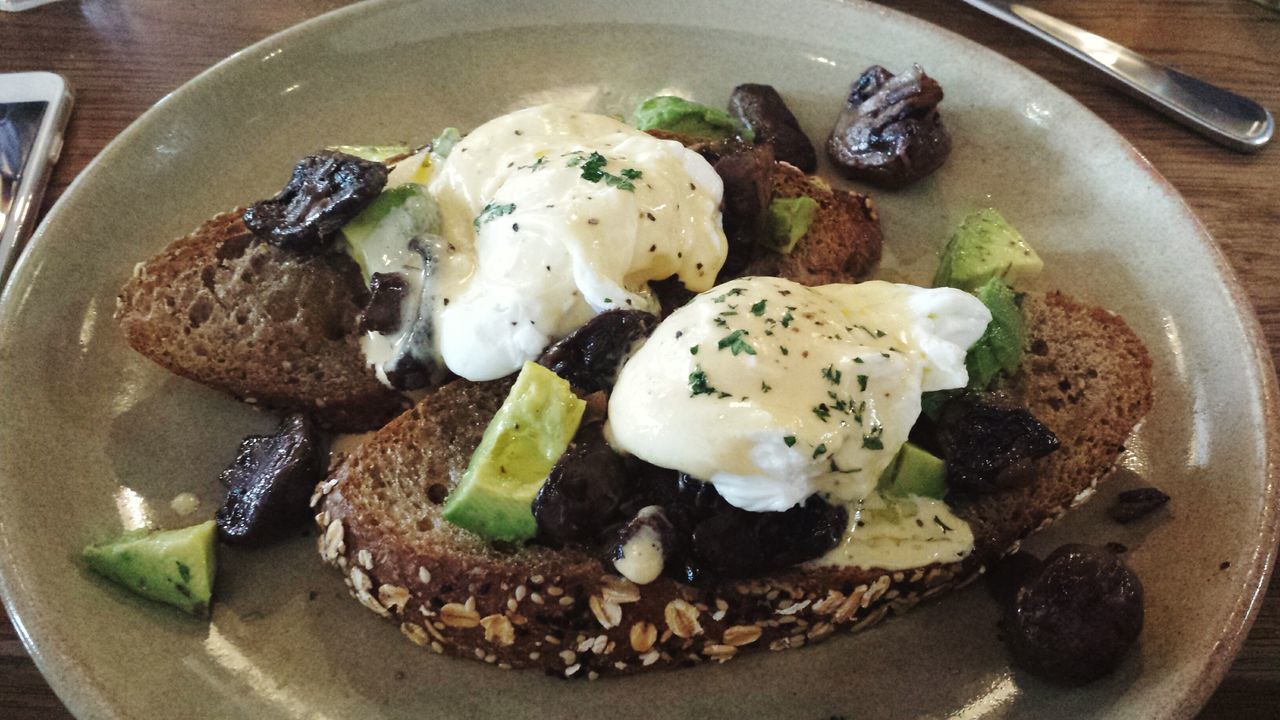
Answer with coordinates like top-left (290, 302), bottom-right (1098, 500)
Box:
top-left (341, 184), bottom-right (442, 283)
top-left (762, 196), bottom-right (819, 254)
top-left (933, 208), bottom-right (1043, 292)
top-left (878, 442), bottom-right (947, 499)
top-left (430, 127), bottom-right (463, 160)
top-left (83, 520), bottom-right (217, 617)
top-left (327, 144), bottom-right (413, 163)
top-left (443, 362), bottom-right (586, 542)
top-left (631, 96), bottom-right (746, 140)
top-left (965, 277), bottom-right (1025, 390)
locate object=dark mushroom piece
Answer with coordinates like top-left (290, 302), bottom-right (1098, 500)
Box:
top-left (359, 272), bottom-right (407, 334)
top-left (1004, 544), bottom-right (1144, 684)
top-left (1108, 486), bottom-right (1171, 523)
top-left (827, 64), bottom-right (952, 188)
top-left (536, 309), bottom-right (658, 393)
top-left (532, 422), bottom-right (635, 548)
top-left (242, 150), bottom-right (388, 251)
top-left (216, 414), bottom-right (324, 545)
top-left (729, 83), bottom-right (817, 172)
top-left (712, 143), bottom-right (776, 278)
top-left (932, 394), bottom-right (1060, 496)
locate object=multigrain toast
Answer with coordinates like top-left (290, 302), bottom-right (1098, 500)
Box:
top-left (115, 165), bottom-right (881, 431)
top-left (314, 291), bottom-right (1153, 677)
top-left (115, 210), bottom-right (408, 431)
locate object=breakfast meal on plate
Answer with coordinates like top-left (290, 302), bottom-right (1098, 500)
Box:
top-left (96, 67), bottom-right (1155, 683)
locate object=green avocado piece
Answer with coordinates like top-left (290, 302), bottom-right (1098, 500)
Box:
top-left (326, 144), bottom-right (413, 163)
top-left (965, 277), bottom-right (1026, 390)
top-left (430, 127), bottom-right (463, 160)
top-left (933, 208), bottom-right (1043, 292)
top-left (443, 362), bottom-right (586, 542)
top-left (762, 196), bottom-right (819, 254)
top-left (631, 96), bottom-right (746, 140)
top-left (341, 183), bottom-right (442, 283)
top-left (878, 442), bottom-right (947, 500)
top-left (83, 520), bottom-right (217, 617)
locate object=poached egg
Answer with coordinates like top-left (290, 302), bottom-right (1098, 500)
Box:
top-left (372, 104), bottom-right (728, 382)
top-left (607, 276), bottom-right (992, 512)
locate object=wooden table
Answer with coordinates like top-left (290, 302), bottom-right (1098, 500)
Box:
top-left (1, 0), bottom-right (1276, 717)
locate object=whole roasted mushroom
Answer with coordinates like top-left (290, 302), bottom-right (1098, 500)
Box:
top-left (827, 64), bottom-right (951, 188)
top-left (728, 83), bottom-right (817, 172)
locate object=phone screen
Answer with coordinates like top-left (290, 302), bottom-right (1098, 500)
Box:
top-left (0, 101), bottom-right (48, 233)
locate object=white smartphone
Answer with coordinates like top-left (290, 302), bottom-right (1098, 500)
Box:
top-left (0, 71), bottom-right (73, 285)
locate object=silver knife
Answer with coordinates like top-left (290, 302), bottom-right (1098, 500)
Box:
top-left (959, 0), bottom-right (1273, 152)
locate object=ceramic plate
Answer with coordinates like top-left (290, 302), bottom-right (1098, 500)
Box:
top-left (1, 0), bottom-right (1275, 717)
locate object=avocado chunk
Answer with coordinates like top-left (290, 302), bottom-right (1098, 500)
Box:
top-left (325, 144), bottom-right (414, 163)
top-left (631, 96), bottom-right (746, 140)
top-left (430, 127), bottom-right (463, 159)
top-left (965, 277), bottom-right (1026, 390)
top-left (83, 520), bottom-right (217, 617)
top-left (443, 362), bottom-right (587, 542)
top-left (342, 183), bottom-right (442, 283)
top-left (878, 442), bottom-right (947, 499)
top-left (933, 208), bottom-right (1043, 292)
top-left (762, 196), bottom-right (819, 253)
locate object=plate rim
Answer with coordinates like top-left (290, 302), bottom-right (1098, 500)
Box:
top-left (1, 0), bottom-right (1276, 717)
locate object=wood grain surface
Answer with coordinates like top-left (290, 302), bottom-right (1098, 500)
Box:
top-left (1, 0), bottom-right (1277, 717)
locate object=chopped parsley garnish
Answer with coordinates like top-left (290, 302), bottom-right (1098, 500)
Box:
top-left (813, 404), bottom-right (831, 422)
top-left (604, 173), bottom-right (637, 191)
top-left (517, 156), bottom-right (546, 171)
top-left (712, 288), bottom-right (746, 303)
top-left (473, 202), bottom-right (516, 229)
top-left (566, 151), bottom-right (640, 191)
top-left (783, 435), bottom-right (797, 447)
top-left (761, 381), bottom-right (772, 393)
top-left (750, 299), bottom-right (767, 316)
top-left (719, 310), bottom-right (739, 317)
top-left (862, 423), bottom-right (884, 450)
top-left (713, 316), bottom-right (728, 327)
top-left (813, 444), bottom-right (827, 458)
top-left (781, 310), bottom-right (794, 328)
top-left (821, 365), bottom-right (842, 385)
top-left (688, 367), bottom-right (718, 397)
top-left (690, 345), bottom-right (699, 355)
top-left (853, 357), bottom-right (865, 364)
top-left (718, 329), bottom-right (756, 356)
top-left (856, 374), bottom-right (869, 391)
top-left (780, 346), bottom-right (789, 355)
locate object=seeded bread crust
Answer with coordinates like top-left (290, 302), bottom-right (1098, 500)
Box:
top-left (115, 210), bottom-right (409, 431)
top-left (314, 291), bottom-right (1153, 678)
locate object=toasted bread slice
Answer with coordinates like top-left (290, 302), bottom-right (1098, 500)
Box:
top-left (744, 161), bottom-right (882, 284)
top-left (313, 291), bottom-right (1153, 677)
top-left (115, 210), bottom-right (409, 431)
top-left (115, 161), bottom-right (881, 432)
